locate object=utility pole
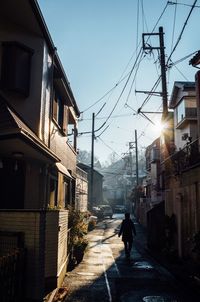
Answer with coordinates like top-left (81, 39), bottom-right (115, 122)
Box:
top-left (89, 104), bottom-right (106, 208)
top-left (129, 142), bottom-right (133, 182)
top-left (90, 112), bottom-right (95, 208)
top-left (142, 26), bottom-right (168, 120)
top-left (159, 26), bottom-right (168, 120)
top-left (129, 131), bottom-right (139, 186)
top-left (135, 129), bottom-right (139, 186)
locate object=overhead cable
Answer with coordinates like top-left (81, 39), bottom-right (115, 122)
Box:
top-left (173, 65), bottom-right (190, 81)
top-left (82, 113), bottom-right (135, 121)
top-left (168, 51), bottom-right (199, 67)
top-left (170, 0), bottom-right (177, 53)
top-left (125, 52), bottom-right (146, 106)
top-left (94, 47), bottom-right (144, 134)
top-left (137, 76), bottom-right (161, 112)
top-left (97, 137), bottom-right (123, 160)
top-left (168, 1), bottom-right (200, 8)
top-left (167, 0), bottom-right (198, 64)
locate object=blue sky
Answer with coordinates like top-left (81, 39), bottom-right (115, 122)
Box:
top-left (38, 0), bottom-right (199, 164)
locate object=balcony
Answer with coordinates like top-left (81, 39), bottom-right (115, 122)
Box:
top-left (176, 107), bottom-right (197, 129)
top-left (163, 139), bottom-right (200, 174)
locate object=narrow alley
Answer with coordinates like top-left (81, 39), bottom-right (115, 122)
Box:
top-left (63, 214), bottom-right (199, 302)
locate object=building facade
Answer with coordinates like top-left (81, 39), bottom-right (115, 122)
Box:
top-left (77, 163), bottom-right (104, 208)
top-left (0, 1), bottom-right (80, 301)
top-left (76, 166), bottom-right (88, 212)
top-left (164, 81), bottom-right (200, 258)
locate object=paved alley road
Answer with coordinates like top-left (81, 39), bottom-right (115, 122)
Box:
top-left (63, 215), bottom-right (199, 302)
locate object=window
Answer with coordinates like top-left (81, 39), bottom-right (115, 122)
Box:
top-left (52, 89), bottom-right (68, 134)
top-left (176, 100), bottom-right (185, 124)
top-left (176, 97), bottom-right (197, 125)
top-left (67, 107), bottom-right (77, 150)
top-left (53, 91), bottom-right (63, 126)
top-left (64, 181), bottom-right (70, 208)
top-left (49, 177), bottom-right (58, 207)
top-left (1, 41), bottom-right (33, 97)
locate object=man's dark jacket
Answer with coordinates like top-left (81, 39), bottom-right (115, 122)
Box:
top-left (119, 218), bottom-right (136, 242)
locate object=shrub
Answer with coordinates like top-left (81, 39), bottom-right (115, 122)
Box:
top-left (67, 207), bottom-right (88, 267)
top-left (88, 219), bottom-right (97, 231)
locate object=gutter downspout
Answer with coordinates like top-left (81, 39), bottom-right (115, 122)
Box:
top-left (48, 47), bottom-right (57, 148)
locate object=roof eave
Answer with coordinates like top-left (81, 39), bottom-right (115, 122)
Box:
top-left (29, 0), bottom-right (80, 117)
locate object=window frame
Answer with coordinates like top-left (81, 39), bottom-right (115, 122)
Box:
top-left (52, 88), bottom-right (68, 135)
top-left (0, 41), bottom-right (33, 97)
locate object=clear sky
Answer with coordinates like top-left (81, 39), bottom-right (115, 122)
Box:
top-left (38, 0), bottom-right (199, 164)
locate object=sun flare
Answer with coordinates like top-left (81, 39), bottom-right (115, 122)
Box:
top-left (153, 120), bottom-right (165, 136)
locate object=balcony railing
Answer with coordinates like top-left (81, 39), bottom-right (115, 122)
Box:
top-left (163, 139), bottom-right (200, 174)
top-left (176, 107), bottom-right (197, 129)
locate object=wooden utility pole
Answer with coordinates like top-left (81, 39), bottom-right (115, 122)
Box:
top-left (129, 131), bottom-right (139, 186)
top-left (159, 26), bottom-right (168, 120)
top-left (90, 112), bottom-right (95, 208)
top-left (142, 26), bottom-right (168, 120)
top-left (135, 129), bottom-right (139, 185)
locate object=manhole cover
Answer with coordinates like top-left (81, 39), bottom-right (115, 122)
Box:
top-left (120, 291), bottom-right (177, 302)
top-left (76, 272), bottom-right (95, 276)
top-left (133, 261), bottom-right (154, 270)
top-left (143, 296), bottom-right (174, 302)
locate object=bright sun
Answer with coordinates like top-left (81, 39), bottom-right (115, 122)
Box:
top-left (153, 120), bottom-right (165, 136)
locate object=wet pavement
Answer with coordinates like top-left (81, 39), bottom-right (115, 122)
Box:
top-left (63, 214), bottom-right (199, 302)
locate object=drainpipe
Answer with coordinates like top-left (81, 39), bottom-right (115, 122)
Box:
top-left (48, 47), bottom-right (57, 148)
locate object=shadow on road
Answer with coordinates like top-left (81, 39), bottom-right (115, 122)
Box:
top-left (63, 217), bottom-right (199, 302)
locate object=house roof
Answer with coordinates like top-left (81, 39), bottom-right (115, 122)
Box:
top-left (169, 81), bottom-right (196, 109)
top-left (77, 162), bottom-right (104, 178)
top-left (0, 95), bottom-right (60, 162)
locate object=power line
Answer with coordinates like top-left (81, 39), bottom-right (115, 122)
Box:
top-left (167, 0), bottom-right (198, 64)
top-left (150, 2), bottom-right (169, 34)
top-left (82, 44), bottom-right (145, 114)
top-left (97, 137), bottom-right (123, 160)
top-left (82, 2), bottom-right (170, 138)
top-left (135, 0), bottom-right (196, 116)
top-left (168, 1), bottom-right (200, 8)
top-left (81, 82), bottom-right (122, 113)
top-left (96, 124), bottom-right (111, 138)
top-left (138, 12), bottom-right (198, 119)
top-left (170, 0), bottom-right (177, 53)
top-left (168, 51), bottom-right (199, 67)
top-left (137, 76), bottom-right (162, 112)
top-left (125, 52), bottom-right (146, 106)
top-left (173, 64), bottom-right (190, 81)
top-left (81, 113), bottom-right (135, 121)
top-left (131, 3), bottom-right (170, 121)
top-left (81, 68), bottom-right (135, 113)
top-left (94, 47), bottom-right (144, 135)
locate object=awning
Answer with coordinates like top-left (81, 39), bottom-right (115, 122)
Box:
top-left (55, 162), bottom-right (72, 179)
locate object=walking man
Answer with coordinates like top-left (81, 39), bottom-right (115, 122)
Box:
top-left (118, 213), bottom-right (136, 258)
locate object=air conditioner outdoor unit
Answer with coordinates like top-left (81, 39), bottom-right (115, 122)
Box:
top-left (182, 133), bottom-right (188, 140)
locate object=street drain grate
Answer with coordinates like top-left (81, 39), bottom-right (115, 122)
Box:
top-left (132, 261), bottom-right (154, 270)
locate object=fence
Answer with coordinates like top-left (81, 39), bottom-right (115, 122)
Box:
top-left (0, 232), bottom-right (26, 302)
